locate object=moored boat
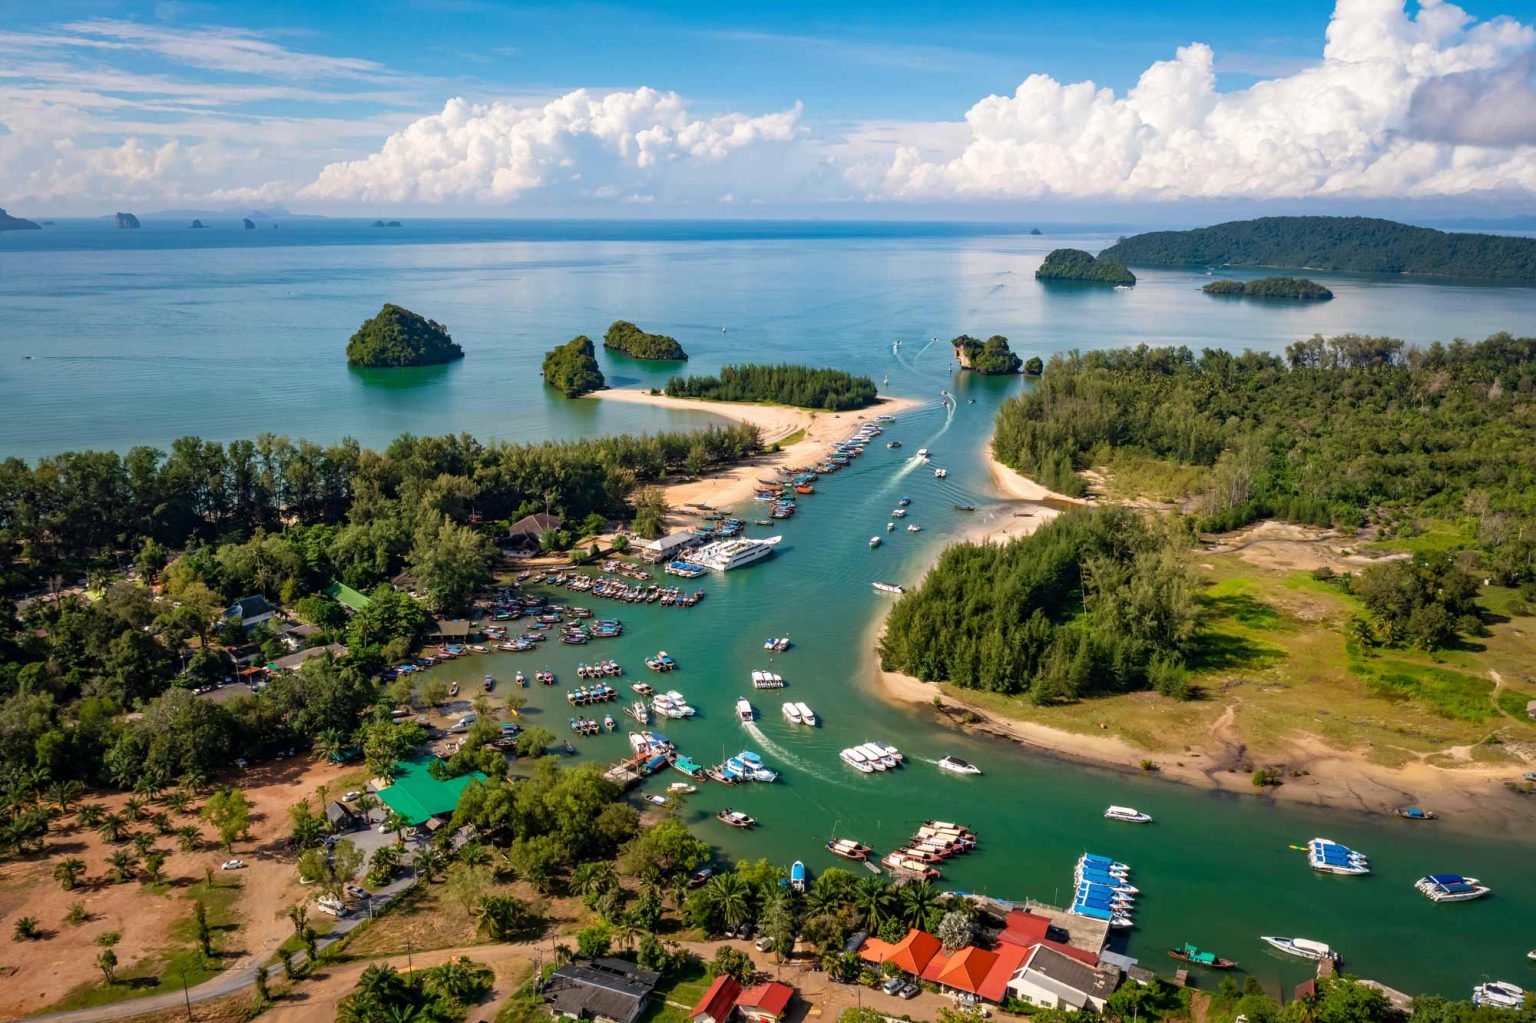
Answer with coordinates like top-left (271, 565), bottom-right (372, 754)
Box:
top-left (1393, 807), bottom-right (1437, 821)
top-left (1169, 944), bottom-right (1237, 969)
top-left (1306, 838), bottom-right (1369, 876)
top-left (840, 748), bottom-right (875, 773)
top-left (826, 838), bottom-right (874, 861)
top-left (1104, 806), bottom-right (1153, 824)
top-left (793, 701), bottom-right (816, 726)
top-left (1472, 983), bottom-right (1525, 1010)
top-left (872, 581), bottom-right (905, 594)
top-left (1260, 936), bottom-right (1338, 962)
top-left (781, 703), bottom-right (803, 725)
top-left (1415, 874), bottom-right (1492, 902)
top-left (789, 860), bottom-right (808, 892)
top-left (717, 808), bottom-right (755, 828)
top-left (869, 536), bottom-right (882, 548)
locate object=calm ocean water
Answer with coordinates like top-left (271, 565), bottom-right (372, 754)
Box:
top-left (5, 219), bottom-right (1536, 997)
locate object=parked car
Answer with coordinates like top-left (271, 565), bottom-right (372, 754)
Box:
top-left (898, 984), bottom-right (920, 1000)
top-left (882, 978), bottom-right (905, 996)
top-left (755, 935), bottom-right (776, 953)
top-left (220, 859), bottom-right (246, 870)
top-left (346, 884), bottom-right (368, 900)
top-left (343, 791), bottom-right (362, 802)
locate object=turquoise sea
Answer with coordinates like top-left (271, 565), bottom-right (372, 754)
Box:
top-left (5, 218), bottom-right (1536, 998)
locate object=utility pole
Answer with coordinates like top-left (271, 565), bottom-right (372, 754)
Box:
top-left (181, 969), bottom-right (193, 1022)
top-left (406, 937), bottom-right (414, 976)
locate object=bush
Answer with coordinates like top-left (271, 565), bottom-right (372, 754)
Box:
top-left (1252, 768), bottom-right (1282, 787)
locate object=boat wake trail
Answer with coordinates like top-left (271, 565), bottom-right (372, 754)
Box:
top-left (742, 722), bottom-right (851, 788)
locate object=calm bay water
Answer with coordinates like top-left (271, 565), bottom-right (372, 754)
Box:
top-left (5, 219), bottom-right (1536, 997)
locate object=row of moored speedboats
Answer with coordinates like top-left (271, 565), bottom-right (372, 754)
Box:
top-left (840, 741), bottom-right (904, 773)
top-left (1071, 853), bottom-right (1136, 929)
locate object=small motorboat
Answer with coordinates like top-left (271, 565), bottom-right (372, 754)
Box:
top-left (886, 522), bottom-right (895, 532)
top-left (869, 536), bottom-right (882, 548)
top-left (1104, 806), bottom-right (1153, 824)
top-left (954, 504), bottom-right (976, 512)
top-left (1169, 944), bottom-right (1237, 970)
top-left (937, 755), bottom-right (981, 776)
top-left (789, 860), bottom-right (808, 892)
top-left (907, 524), bottom-right (921, 532)
top-left (887, 441), bottom-right (902, 449)
top-left (1473, 983), bottom-right (1525, 1010)
top-left (898, 496), bottom-right (911, 507)
top-left (934, 468), bottom-right (948, 478)
top-left (1415, 874), bottom-right (1492, 902)
top-left (1259, 936), bottom-right (1338, 962)
top-left (644, 794), bottom-right (668, 806)
top-left (736, 697), bottom-right (754, 723)
top-left (1393, 807), bottom-right (1437, 821)
top-left (782, 703), bottom-right (803, 725)
top-left (716, 808), bottom-right (756, 828)
top-left (667, 782), bottom-right (696, 794)
top-left (689, 866), bottom-right (714, 887)
top-left (872, 581), bottom-right (905, 594)
top-left (1306, 837), bottom-right (1369, 876)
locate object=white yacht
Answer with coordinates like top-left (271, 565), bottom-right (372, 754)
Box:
top-left (857, 742), bottom-right (897, 770)
top-left (1415, 874), bottom-right (1492, 902)
top-left (872, 581), bottom-right (905, 594)
top-left (870, 741), bottom-right (904, 764)
top-left (1260, 936), bottom-right (1338, 962)
top-left (916, 448), bottom-right (930, 459)
top-left (793, 701), bottom-right (816, 726)
top-left (1473, 983), bottom-right (1525, 1010)
top-left (751, 670), bottom-right (785, 689)
top-left (937, 755), bottom-right (981, 775)
top-left (1104, 806), bottom-right (1153, 824)
top-left (736, 698), bottom-right (754, 723)
top-left (781, 703), bottom-right (803, 725)
top-left (840, 748), bottom-right (875, 773)
top-left (691, 536), bottom-right (782, 572)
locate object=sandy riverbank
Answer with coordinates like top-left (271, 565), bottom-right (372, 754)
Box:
top-left (589, 389), bottom-right (923, 528)
top-left (864, 441), bottom-right (1536, 837)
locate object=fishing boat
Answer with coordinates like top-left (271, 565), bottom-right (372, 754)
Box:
top-left (954, 504), bottom-right (976, 511)
top-left (1473, 983), bottom-right (1526, 1010)
top-left (794, 702), bottom-right (817, 726)
top-left (1415, 874), bottom-right (1492, 902)
top-left (886, 522), bottom-right (895, 532)
top-left (603, 714), bottom-right (616, 731)
top-left (826, 838), bottom-right (874, 861)
top-left (736, 698), bottom-right (754, 723)
top-left (840, 748), bottom-right (875, 773)
top-left (448, 681), bottom-right (460, 697)
top-left (782, 703), bottom-right (803, 725)
top-left (1104, 806), bottom-right (1153, 824)
top-left (632, 681), bottom-right (654, 696)
top-left (717, 808), bottom-right (756, 829)
top-left (1169, 944), bottom-right (1237, 969)
top-left (869, 536), bottom-right (882, 548)
top-left (881, 853), bottom-right (940, 879)
top-left (937, 755), bottom-right (981, 776)
top-left (789, 860), bottom-right (808, 892)
top-left (872, 581), bottom-right (906, 594)
top-left (645, 794), bottom-right (668, 806)
top-left (907, 524), bottom-right (922, 532)
top-left (671, 755), bottom-right (704, 778)
top-left (1259, 936), bottom-right (1338, 962)
top-left (1306, 838), bottom-right (1370, 876)
top-left (1393, 807), bottom-right (1437, 821)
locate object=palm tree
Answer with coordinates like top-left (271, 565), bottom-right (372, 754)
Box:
top-left (77, 803), bottom-right (106, 828)
top-left (354, 792), bottom-right (380, 816)
top-left (572, 861), bottom-right (617, 897)
top-left (288, 905), bottom-right (309, 936)
top-left (143, 850), bottom-right (168, 883)
top-left (612, 915), bottom-right (641, 951)
top-left (150, 811), bottom-right (172, 835)
top-left (123, 796), bottom-right (146, 820)
top-left (132, 832), bottom-right (155, 856)
top-left (383, 811), bottom-right (411, 847)
top-left (165, 790), bottom-right (192, 815)
top-left (312, 728), bottom-right (347, 762)
top-left (106, 849), bottom-right (137, 883)
top-left (97, 812), bottom-right (128, 844)
top-left (45, 780), bottom-right (84, 812)
top-left (176, 825), bottom-right (201, 853)
top-left (897, 879), bottom-right (939, 930)
top-left (704, 873), bottom-right (752, 929)
top-left (853, 876), bottom-right (894, 932)
top-left (53, 858), bottom-right (87, 891)
top-left (413, 848), bottom-right (443, 884)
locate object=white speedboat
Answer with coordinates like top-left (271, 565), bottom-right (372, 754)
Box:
top-left (1104, 806), bottom-right (1153, 824)
top-left (869, 536), bottom-right (882, 548)
top-left (666, 782), bottom-right (696, 794)
top-left (794, 701), bottom-right (817, 726)
top-left (872, 581), bottom-right (905, 594)
top-left (1307, 838), bottom-right (1369, 876)
top-left (857, 742), bottom-right (897, 770)
top-left (934, 468), bottom-right (948, 478)
top-left (736, 698), bottom-right (754, 723)
top-left (937, 755), bottom-right (981, 775)
top-left (781, 703), bottom-right (803, 725)
top-left (907, 524), bottom-right (922, 532)
top-left (870, 741), bottom-right (904, 764)
top-left (841, 748), bottom-right (875, 773)
top-left (1415, 874), bottom-right (1492, 902)
top-left (916, 448), bottom-right (930, 459)
top-left (751, 670), bottom-right (785, 690)
top-left (1260, 936), bottom-right (1338, 962)
top-left (1473, 982), bottom-right (1525, 1010)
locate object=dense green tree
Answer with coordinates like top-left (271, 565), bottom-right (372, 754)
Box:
top-left (1035, 249), bottom-right (1135, 285)
top-left (950, 335), bottom-right (1023, 374)
top-left (200, 787), bottom-right (251, 851)
top-left (1203, 277), bottom-right (1332, 300)
top-left (665, 364), bottom-right (877, 411)
top-left (346, 304), bottom-right (464, 367)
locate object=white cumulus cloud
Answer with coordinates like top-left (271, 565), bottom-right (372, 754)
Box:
top-left (862, 0), bottom-right (1536, 201)
top-left (300, 88), bottom-right (803, 203)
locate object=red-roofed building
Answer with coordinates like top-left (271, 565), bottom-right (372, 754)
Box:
top-left (874, 929), bottom-right (942, 977)
top-left (933, 947), bottom-right (999, 996)
top-left (736, 982), bottom-right (794, 1023)
top-left (978, 943), bottom-right (1033, 1004)
top-left (689, 975), bottom-right (741, 1023)
top-left (996, 911), bottom-right (1052, 948)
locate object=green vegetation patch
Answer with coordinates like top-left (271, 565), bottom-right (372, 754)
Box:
top-left (543, 336), bottom-right (606, 397)
top-left (1352, 659), bottom-right (1494, 723)
top-left (604, 320), bottom-right (688, 360)
top-left (347, 304), bottom-right (465, 367)
top-left (950, 334), bottom-right (1022, 374)
top-left (664, 364), bottom-right (877, 411)
top-left (1035, 248), bottom-right (1136, 285)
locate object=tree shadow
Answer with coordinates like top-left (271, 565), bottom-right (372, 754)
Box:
top-left (1204, 592), bottom-right (1288, 631)
top-left (1186, 630), bottom-right (1284, 674)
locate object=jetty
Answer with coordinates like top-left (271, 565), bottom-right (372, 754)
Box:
top-left (603, 753), bottom-right (651, 789)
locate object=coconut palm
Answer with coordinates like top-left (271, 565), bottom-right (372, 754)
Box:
top-left (77, 803), bottom-right (106, 828)
top-left (96, 812), bottom-right (128, 844)
top-left (143, 850), bottom-right (168, 883)
top-left (165, 790), bottom-right (192, 815)
top-left (176, 825), bottom-right (201, 853)
top-left (45, 780), bottom-right (84, 812)
top-left (132, 832), bottom-right (155, 856)
top-left (703, 873), bottom-right (752, 929)
top-left (853, 876), bottom-right (894, 932)
top-left (311, 728), bottom-right (348, 762)
top-left (53, 858), bottom-right (87, 890)
top-left (383, 811), bottom-right (411, 847)
top-left (123, 796), bottom-right (146, 820)
top-left (413, 848), bottom-right (443, 884)
top-left (572, 861), bottom-right (617, 897)
top-left (897, 879), bottom-right (939, 930)
top-left (106, 849), bottom-right (137, 883)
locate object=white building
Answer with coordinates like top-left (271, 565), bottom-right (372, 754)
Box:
top-left (1006, 946), bottom-right (1119, 1012)
top-left (636, 530), bottom-right (696, 563)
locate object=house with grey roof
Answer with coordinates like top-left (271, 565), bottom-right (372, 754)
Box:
top-left (543, 958), bottom-right (659, 1023)
top-left (1006, 945), bottom-right (1120, 1011)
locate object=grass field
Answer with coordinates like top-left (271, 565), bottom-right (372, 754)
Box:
top-left (49, 877), bottom-right (243, 1012)
top-left (938, 548), bottom-right (1536, 769)
top-left (634, 957), bottom-right (711, 1023)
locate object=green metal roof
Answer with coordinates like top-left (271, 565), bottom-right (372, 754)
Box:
top-left (375, 758), bottom-right (486, 826)
top-left (323, 581), bottom-right (372, 612)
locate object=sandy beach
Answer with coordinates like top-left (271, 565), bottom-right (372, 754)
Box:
top-left (589, 388), bottom-right (924, 528)
top-left (862, 437), bottom-right (1536, 837)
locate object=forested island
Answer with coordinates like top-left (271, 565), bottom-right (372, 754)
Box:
top-left (991, 334), bottom-right (1536, 581)
top-left (603, 320), bottom-right (687, 360)
top-left (1101, 216), bottom-right (1536, 281)
top-left (1202, 277), bottom-right (1333, 300)
top-left (542, 335), bottom-right (606, 396)
top-left (0, 208), bottom-right (40, 231)
top-left (1035, 248), bottom-right (1135, 285)
top-left (346, 304), bottom-right (465, 367)
top-left (950, 334), bottom-right (1023, 374)
top-left (880, 507), bottom-right (1200, 703)
top-left (664, 364), bottom-right (877, 411)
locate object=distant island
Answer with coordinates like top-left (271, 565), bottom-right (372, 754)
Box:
top-left (1100, 216), bottom-right (1536, 281)
top-left (114, 212), bottom-right (140, 229)
top-left (604, 320), bottom-right (688, 360)
top-left (243, 218), bottom-right (256, 230)
top-left (373, 220), bottom-right (402, 228)
top-left (346, 304), bottom-right (465, 367)
top-left (1203, 277), bottom-right (1333, 301)
top-left (1029, 227), bottom-right (1042, 236)
top-left (951, 334), bottom-right (1023, 374)
top-left (189, 219), bottom-right (206, 229)
top-left (0, 208), bottom-right (41, 231)
top-left (1036, 248), bottom-right (1135, 285)
top-left (664, 364), bottom-right (876, 411)
top-left (543, 336), bottom-right (606, 397)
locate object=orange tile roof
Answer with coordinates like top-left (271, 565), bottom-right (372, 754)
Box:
top-left (978, 943), bottom-right (1032, 1003)
top-left (690, 975), bottom-right (741, 1022)
top-left (996, 910), bottom-right (1052, 948)
top-left (736, 982), bottom-right (794, 1018)
top-left (887, 929), bottom-right (942, 975)
top-left (934, 947), bottom-right (999, 995)
top-left (857, 937), bottom-right (894, 965)
top-left (920, 949), bottom-right (951, 984)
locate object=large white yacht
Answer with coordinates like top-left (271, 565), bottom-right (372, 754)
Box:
top-left (691, 536), bottom-right (782, 572)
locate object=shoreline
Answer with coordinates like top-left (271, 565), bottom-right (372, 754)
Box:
top-left (588, 389), bottom-right (924, 527)
top-left (861, 439), bottom-right (1536, 839)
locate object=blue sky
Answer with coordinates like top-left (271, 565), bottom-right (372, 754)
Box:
top-left (3, 0), bottom-right (1535, 215)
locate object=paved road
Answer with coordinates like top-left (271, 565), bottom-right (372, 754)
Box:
top-left (23, 871), bottom-right (419, 1023)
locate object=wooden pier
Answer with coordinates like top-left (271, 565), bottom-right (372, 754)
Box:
top-left (603, 753), bottom-right (650, 790)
